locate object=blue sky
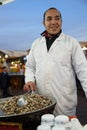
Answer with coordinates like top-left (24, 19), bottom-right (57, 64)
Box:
top-left (0, 0), bottom-right (87, 51)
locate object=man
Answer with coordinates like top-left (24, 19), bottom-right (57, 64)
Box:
top-left (24, 7), bottom-right (87, 116)
top-left (0, 66), bottom-right (10, 98)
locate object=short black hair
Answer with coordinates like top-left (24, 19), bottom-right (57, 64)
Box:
top-left (43, 7), bottom-right (62, 21)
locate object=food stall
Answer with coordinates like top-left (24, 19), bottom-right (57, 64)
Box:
top-left (7, 57), bottom-right (26, 95)
top-left (0, 50), bottom-right (28, 96)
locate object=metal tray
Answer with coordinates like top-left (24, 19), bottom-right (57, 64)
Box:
top-left (0, 95), bottom-right (56, 124)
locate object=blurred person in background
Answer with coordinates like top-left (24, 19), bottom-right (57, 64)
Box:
top-left (0, 66), bottom-right (10, 98)
top-left (23, 7), bottom-right (87, 116)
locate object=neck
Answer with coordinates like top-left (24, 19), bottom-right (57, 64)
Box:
top-left (48, 30), bottom-right (62, 37)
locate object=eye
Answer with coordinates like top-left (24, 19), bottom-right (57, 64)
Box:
top-left (46, 16), bottom-right (61, 22)
top-left (55, 16), bottom-right (61, 20)
top-left (46, 16), bottom-right (52, 21)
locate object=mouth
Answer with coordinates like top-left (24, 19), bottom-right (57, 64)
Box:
top-left (50, 26), bottom-right (58, 29)
top-left (50, 27), bottom-right (58, 33)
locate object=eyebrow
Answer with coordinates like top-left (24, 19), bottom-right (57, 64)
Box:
top-left (46, 15), bottom-right (61, 20)
top-left (47, 15), bottom-right (61, 18)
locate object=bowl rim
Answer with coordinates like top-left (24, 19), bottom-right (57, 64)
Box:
top-left (0, 95), bottom-right (56, 118)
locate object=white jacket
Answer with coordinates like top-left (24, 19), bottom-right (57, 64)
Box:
top-left (25, 32), bottom-right (87, 116)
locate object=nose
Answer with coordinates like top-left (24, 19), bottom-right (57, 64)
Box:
top-left (51, 18), bottom-right (56, 24)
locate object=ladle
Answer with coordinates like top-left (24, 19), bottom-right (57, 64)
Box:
top-left (17, 90), bottom-right (35, 107)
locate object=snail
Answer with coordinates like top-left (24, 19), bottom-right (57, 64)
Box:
top-left (0, 94), bottom-right (52, 115)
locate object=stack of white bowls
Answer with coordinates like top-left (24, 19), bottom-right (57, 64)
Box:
top-left (37, 114), bottom-right (55, 130)
top-left (52, 126), bottom-right (66, 130)
top-left (37, 114), bottom-right (70, 130)
top-left (52, 115), bottom-right (69, 130)
top-left (54, 115), bottom-right (69, 126)
top-left (41, 114), bottom-right (55, 127)
top-left (37, 125), bottom-right (51, 130)
top-left (37, 114), bottom-right (83, 130)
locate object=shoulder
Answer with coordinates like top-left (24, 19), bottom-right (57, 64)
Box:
top-left (28, 36), bottom-right (45, 54)
top-left (61, 32), bottom-right (80, 47)
top-left (62, 33), bottom-right (78, 42)
top-left (31, 36), bottom-right (45, 48)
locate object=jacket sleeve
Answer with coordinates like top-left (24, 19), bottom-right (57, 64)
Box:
top-left (72, 39), bottom-right (87, 98)
top-left (25, 43), bottom-right (36, 83)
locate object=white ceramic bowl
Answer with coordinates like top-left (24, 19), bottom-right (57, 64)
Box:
top-left (37, 125), bottom-right (51, 130)
top-left (54, 115), bottom-right (69, 126)
top-left (41, 114), bottom-right (55, 126)
top-left (52, 126), bottom-right (66, 130)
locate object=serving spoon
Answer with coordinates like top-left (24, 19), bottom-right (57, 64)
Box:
top-left (17, 90), bottom-right (35, 107)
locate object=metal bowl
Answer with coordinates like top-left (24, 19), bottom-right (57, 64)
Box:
top-left (0, 95), bottom-right (56, 124)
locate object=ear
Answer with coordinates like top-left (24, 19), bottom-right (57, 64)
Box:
top-left (43, 21), bottom-right (45, 27)
top-left (61, 19), bottom-right (62, 23)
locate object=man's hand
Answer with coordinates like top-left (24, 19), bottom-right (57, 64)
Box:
top-left (23, 81), bottom-right (36, 92)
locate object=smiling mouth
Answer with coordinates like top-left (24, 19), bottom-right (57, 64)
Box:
top-left (51, 26), bottom-right (57, 29)
top-left (50, 26), bottom-right (58, 30)
top-left (50, 27), bottom-right (58, 31)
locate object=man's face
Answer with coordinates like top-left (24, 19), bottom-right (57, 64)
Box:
top-left (43, 9), bottom-right (62, 36)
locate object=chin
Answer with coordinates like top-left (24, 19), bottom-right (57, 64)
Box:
top-left (49, 33), bottom-right (58, 36)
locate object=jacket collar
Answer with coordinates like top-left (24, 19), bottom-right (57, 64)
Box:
top-left (41, 30), bottom-right (62, 38)
top-left (40, 31), bottom-right (64, 43)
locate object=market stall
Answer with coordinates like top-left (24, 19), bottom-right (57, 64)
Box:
top-left (0, 50), bottom-right (27, 96)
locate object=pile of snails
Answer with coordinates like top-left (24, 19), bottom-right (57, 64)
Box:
top-left (0, 94), bottom-right (52, 115)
